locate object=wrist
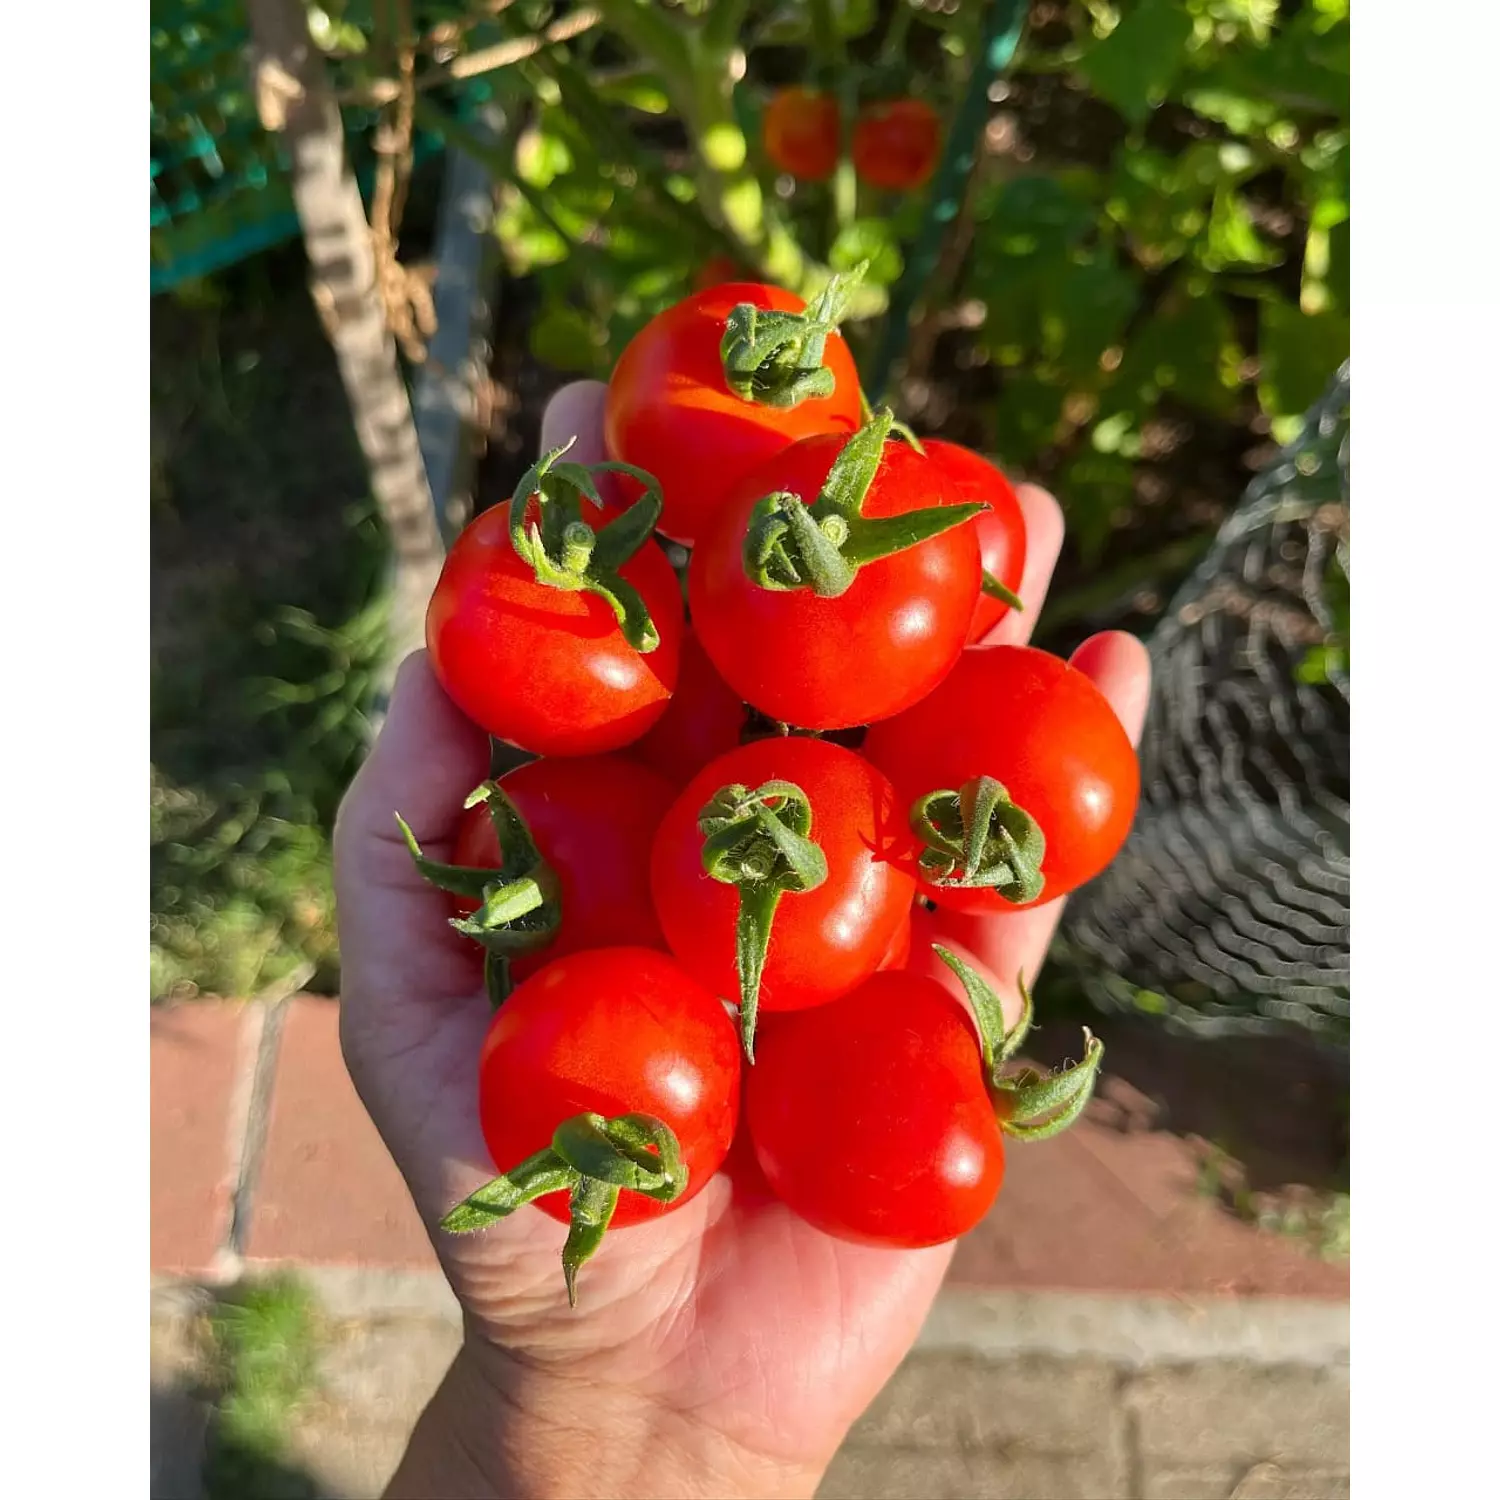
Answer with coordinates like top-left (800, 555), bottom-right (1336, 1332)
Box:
top-left (387, 1329), bottom-right (823, 1500)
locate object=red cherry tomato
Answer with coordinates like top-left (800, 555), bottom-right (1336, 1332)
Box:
top-left (426, 501), bottom-right (683, 756)
top-left (878, 906), bottom-right (913, 970)
top-left (449, 755), bottom-right (675, 982)
top-left (604, 283), bottom-right (862, 544)
top-left (479, 947), bottom-right (741, 1231)
top-left (631, 629), bottom-right (748, 787)
top-left (923, 439), bottom-right (1028, 642)
top-left (851, 98), bottom-right (941, 191)
top-left (689, 428), bottom-right (982, 730)
top-left (692, 254), bottom-right (746, 292)
top-left (863, 644), bottom-right (1140, 913)
top-left (763, 87), bottom-right (841, 181)
top-left (747, 970), bottom-right (1003, 1246)
top-left (650, 736), bottom-right (914, 1018)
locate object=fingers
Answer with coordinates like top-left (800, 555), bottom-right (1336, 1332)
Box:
top-left (919, 629), bottom-right (1152, 1020)
top-left (539, 381), bottom-right (609, 465)
top-left (982, 483), bottom-right (1065, 647)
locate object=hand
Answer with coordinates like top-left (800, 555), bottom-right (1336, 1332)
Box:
top-left (333, 381), bottom-right (1151, 1499)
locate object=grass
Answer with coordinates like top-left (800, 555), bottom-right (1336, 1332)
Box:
top-left (152, 253), bottom-right (390, 1001)
top-left (201, 1276), bottom-right (325, 1500)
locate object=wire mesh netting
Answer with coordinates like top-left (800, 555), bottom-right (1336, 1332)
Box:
top-left (1057, 363), bottom-right (1350, 1044)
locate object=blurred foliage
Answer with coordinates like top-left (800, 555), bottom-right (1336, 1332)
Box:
top-left (152, 254), bottom-right (387, 1000)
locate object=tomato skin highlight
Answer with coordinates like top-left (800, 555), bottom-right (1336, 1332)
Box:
top-left (650, 736), bottom-right (915, 1014)
top-left (426, 503), bottom-right (683, 756)
top-left (479, 947), bottom-right (741, 1229)
top-left (631, 629), bottom-right (748, 788)
top-left (763, 87), bottom-right (841, 181)
top-left (851, 98), bottom-right (942, 191)
top-left (604, 283), bottom-right (862, 545)
top-left (863, 644), bottom-right (1140, 913)
top-left (923, 439), bottom-right (1028, 642)
top-left (450, 755), bottom-right (675, 981)
top-left (689, 432), bottom-right (982, 730)
top-left (747, 970), bottom-right (1004, 1247)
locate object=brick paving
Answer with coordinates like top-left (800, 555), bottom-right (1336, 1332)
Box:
top-left (150, 995), bottom-right (1350, 1498)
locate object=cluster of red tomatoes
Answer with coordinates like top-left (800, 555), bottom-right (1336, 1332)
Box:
top-left (410, 270), bottom-right (1139, 1303)
top-left (764, 86), bottom-right (941, 191)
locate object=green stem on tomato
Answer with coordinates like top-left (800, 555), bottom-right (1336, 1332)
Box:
top-left (699, 779), bottom-right (829, 1061)
top-left (441, 1112), bottom-right (687, 1307)
top-left (909, 776), bottom-right (1046, 904)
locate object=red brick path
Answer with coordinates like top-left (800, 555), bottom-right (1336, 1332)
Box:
top-left (150, 996), bottom-right (1349, 1298)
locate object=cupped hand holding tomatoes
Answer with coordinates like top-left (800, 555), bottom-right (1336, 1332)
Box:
top-left (442, 946), bottom-right (741, 1302)
top-left (763, 86), bottom-right (842, 181)
top-left (427, 446), bottom-right (682, 755)
top-left (604, 277), bottom-right (863, 544)
top-left (923, 439), bottom-right (1028, 642)
top-left (690, 411), bottom-right (984, 730)
top-left (747, 947), bottom-right (1101, 1248)
top-left (851, 98), bottom-right (941, 191)
top-left (863, 644), bottom-right (1140, 914)
top-left (650, 735), bottom-right (915, 1058)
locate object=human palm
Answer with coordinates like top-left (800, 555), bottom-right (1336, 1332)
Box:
top-left (333, 381), bottom-right (1150, 1494)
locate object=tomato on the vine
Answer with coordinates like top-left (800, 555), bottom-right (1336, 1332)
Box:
top-left (923, 439), bottom-right (1028, 642)
top-left (604, 278), bottom-right (863, 544)
top-left (650, 735), bottom-right (915, 1058)
top-left (877, 907), bottom-right (913, 970)
top-left (443, 755), bottom-right (674, 982)
top-left (851, 98), bottom-right (941, 191)
top-left (631, 629), bottom-right (749, 788)
top-left (747, 947), bottom-right (1101, 1248)
top-left (689, 411), bottom-right (983, 730)
top-left (442, 947), bottom-right (741, 1302)
top-left (863, 645), bottom-right (1139, 914)
top-left (427, 445), bottom-right (683, 756)
top-left (763, 87), bottom-right (841, 181)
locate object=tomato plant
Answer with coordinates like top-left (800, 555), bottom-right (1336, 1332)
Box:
top-left (631, 629), bottom-right (749, 788)
top-left (603, 276), bottom-right (864, 544)
top-left (763, 87), bottom-right (841, 182)
top-left (851, 98), bottom-right (941, 191)
top-left (863, 645), bottom-right (1139, 913)
top-left (440, 946), bottom-right (741, 1302)
top-left (426, 443), bottom-right (683, 756)
top-left (923, 439), bottom-right (1028, 642)
top-left (747, 946), bottom-right (1101, 1247)
top-left (689, 411), bottom-right (984, 730)
top-left (650, 735), bottom-right (915, 1058)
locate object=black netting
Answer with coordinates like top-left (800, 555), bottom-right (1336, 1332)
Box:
top-left (1056, 363), bottom-right (1349, 1043)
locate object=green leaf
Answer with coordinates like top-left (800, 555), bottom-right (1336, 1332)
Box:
top-left (1080, 0), bottom-right (1196, 126)
top-left (992, 374), bottom-right (1068, 464)
top-left (529, 304), bottom-right (608, 376)
top-left (593, 76), bottom-right (671, 115)
top-left (516, 128), bottom-right (573, 190)
top-left (1107, 141), bottom-right (1256, 269)
top-left (1113, 283), bottom-right (1243, 417)
top-left (1257, 300), bottom-right (1349, 419)
top-left (1043, 257), bottom-right (1138, 378)
top-left (973, 175), bottom-right (1098, 263)
top-left (1056, 450), bottom-right (1137, 566)
top-left (1197, 188), bottom-right (1281, 271)
top-left (830, 220), bottom-right (903, 287)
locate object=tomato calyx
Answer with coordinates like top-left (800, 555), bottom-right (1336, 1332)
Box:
top-left (981, 570), bottom-right (1025, 612)
top-left (720, 263), bottom-right (867, 408)
top-left (933, 946), bottom-right (1104, 1142)
top-left (440, 1111), bottom-right (687, 1306)
top-left (508, 437), bottom-right (669, 653)
top-left (742, 409), bottom-right (984, 599)
top-left (396, 782), bottom-right (562, 1006)
top-left (858, 386), bottom-right (925, 455)
top-left (699, 778), bottom-right (829, 1061)
top-left (910, 775), bottom-right (1047, 905)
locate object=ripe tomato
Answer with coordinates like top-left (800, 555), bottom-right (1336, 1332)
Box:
top-left (748, 971), bottom-right (1002, 1246)
top-left (448, 756), bottom-right (674, 982)
top-left (604, 281), bottom-right (862, 544)
top-left (427, 495), bottom-right (683, 757)
top-left (747, 946), bottom-right (1102, 1248)
top-left (631, 629), bottom-right (748, 787)
top-left (878, 906), bottom-right (913, 970)
top-left (692, 254), bottom-right (746, 292)
top-left (689, 415), bottom-right (983, 730)
top-left (851, 98), bottom-right (941, 191)
top-left (650, 736), bottom-right (914, 1056)
top-left (923, 439), bottom-right (1028, 642)
top-left (763, 87), bottom-right (841, 181)
top-left (863, 645), bottom-right (1139, 913)
top-left (458, 947), bottom-right (741, 1300)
